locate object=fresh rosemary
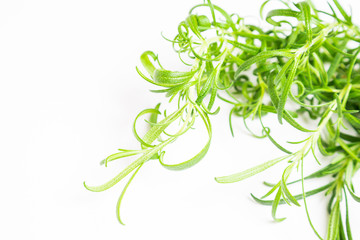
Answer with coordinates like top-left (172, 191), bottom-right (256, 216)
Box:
top-left (84, 0), bottom-right (360, 239)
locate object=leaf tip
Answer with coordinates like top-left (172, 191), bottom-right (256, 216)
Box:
top-left (83, 181), bottom-right (90, 190)
top-left (274, 217), bottom-right (287, 222)
top-left (214, 176), bottom-right (226, 183)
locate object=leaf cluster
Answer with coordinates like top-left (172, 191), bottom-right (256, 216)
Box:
top-left (85, 0), bottom-right (360, 238)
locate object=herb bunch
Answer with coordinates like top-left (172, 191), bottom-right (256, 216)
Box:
top-left (84, 0), bottom-right (360, 239)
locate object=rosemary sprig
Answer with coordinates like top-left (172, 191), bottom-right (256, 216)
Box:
top-left (85, 1), bottom-right (360, 239)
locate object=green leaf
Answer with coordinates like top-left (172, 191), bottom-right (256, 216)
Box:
top-left (186, 14), bottom-right (203, 39)
top-left (262, 181), bottom-right (281, 199)
top-left (278, 57), bottom-right (300, 124)
top-left (347, 49), bottom-right (360, 84)
top-left (205, 0), bottom-right (216, 25)
top-left (141, 105), bottom-right (187, 146)
top-left (116, 163), bottom-right (143, 225)
top-left (235, 50), bottom-right (294, 78)
top-left (159, 106), bottom-right (212, 170)
top-left (272, 188), bottom-right (286, 222)
top-left (281, 164), bottom-right (301, 206)
top-left (344, 113), bottom-right (360, 129)
top-left (101, 150), bottom-right (144, 167)
top-left (340, 132), bottom-right (360, 142)
top-left (346, 184), bottom-right (360, 202)
top-left (337, 138), bottom-right (360, 163)
top-left (251, 182), bottom-right (333, 205)
top-left (326, 200), bottom-right (340, 240)
top-left (332, 0), bottom-right (352, 23)
top-left (260, 0), bottom-right (271, 19)
top-left (268, 60), bottom-right (294, 111)
top-left (235, 31), bottom-right (277, 41)
top-left (322, 40), bottom-right (353, 57)
top-left (344, 191), bottom-right (353, 240)
top-left (197, 15), bottom-right (211, 31)
top-left (215, 156), bottom-right (287, 183)
top-left (283, 110), bottom-right (315, 132)
top-left (83, 138), bottom-right (173, 192)
top-left (296, 2), bottom-right (312, 42)
top-left (189, 3), bottom-right (237, 31)
top-left (327, 41), bottom-right (348, 80)
top-left (312, 52), bottom-right (328, 87)
top-left (154, 69), bottom-right (196, 86)
top-left (133, 108), bottom-right (162, 148)
top-left (149, 103), bottom-right (161, 125)
top-left (286, 25), bottom-right (300, 48)
top-left (196, 63), bottom-right (220, 105)
top-left (266, 9), bottom-right (302, 26)
top-left (317, 136), bottom-right (332, 156)
top-left (140, 51), bottom-right (157, 77)
top-left (338, 212), bottom-right (346, 240)
top-left (227, 40), bottom-right (260, 54)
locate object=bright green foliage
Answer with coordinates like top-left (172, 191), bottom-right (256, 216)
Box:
top-left (85, 0), bottom-right (360, 238)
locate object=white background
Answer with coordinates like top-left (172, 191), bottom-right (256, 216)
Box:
top-left (1, 0), bottom-right (360, 239)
